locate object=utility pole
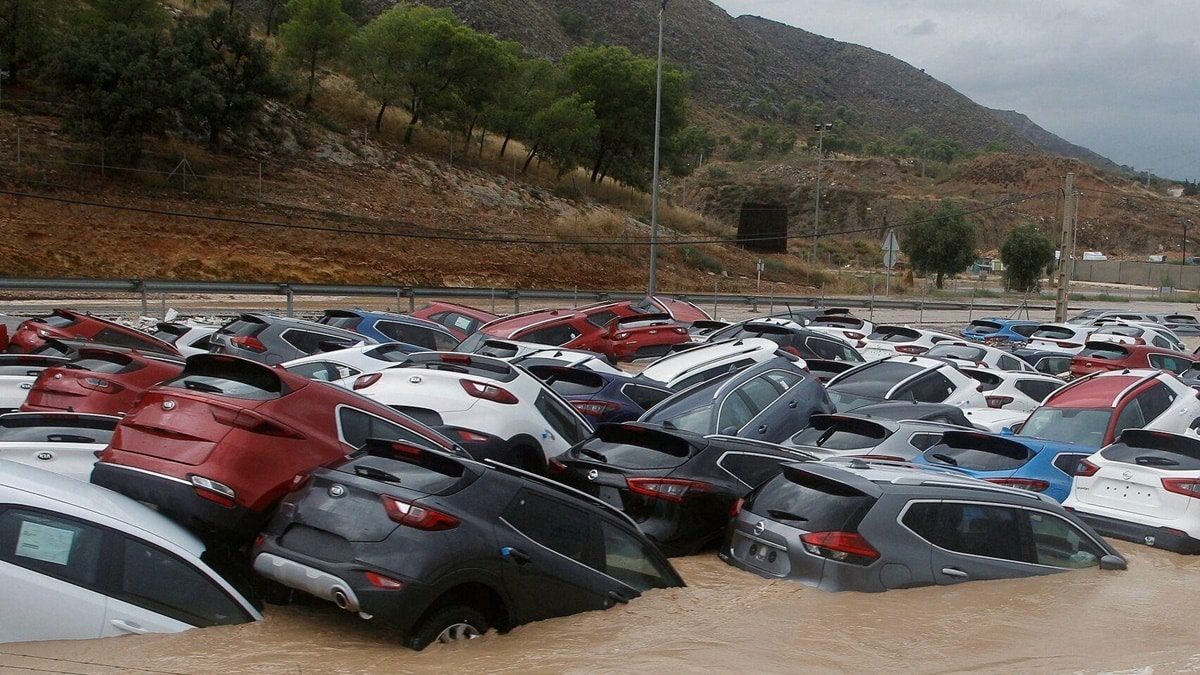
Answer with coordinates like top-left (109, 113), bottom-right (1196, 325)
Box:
top-left (646, 0), bottom-right (667, 300)
top-left (1054, 173), bottom-right (1076, 322)
top-left (810, 122), bottom-right (832, 264)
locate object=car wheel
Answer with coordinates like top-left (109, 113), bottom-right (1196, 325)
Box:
top-left (405, 605), bottom-right (490, 651)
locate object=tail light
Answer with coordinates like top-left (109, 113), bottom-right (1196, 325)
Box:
top-left (80, 377), bottom-right (121, 393)
top-left (1075, 458), bottom-right (1101, 477)
top-left (288, 472), bottom-right (311, 492)
top-left (447, 428), bottom-right (491, 444)
top-left (365, 571), bottom-right (404, 589)
top-left (985, 395), bottom-right (1014, 409)
top-left (210, 406), bottom-right (307, 438)
top-left (625, 477), bottom-right (714, 503)
top-left (460, 379), bottom-right (518, 404)
top-left (1054, 340), bottom-right (1079, 349)
top-left (672, 327), bottom-right (687, 335)
top-left (547, 457), bottom-right (567, 476)
top-left (229, 335), bottom-right (267, 353)
top-left (846, 332), bottom-right (866, 341)
top-left (731, 497), bottom-right (743, 516)
top-left (190, 475), bottom-right (237, 508)
top-left (571, 400), bottom-right (620, 418)
top-left (1161, 478), bottom-right (1200, 499)
top-left (895, 345), bottom-right (928, 354)
top-left (984, 478), bottom-right (1050, 492)
top-left (352, 372), bottom-right (383, 390)
top-left (783, 346), bottom-right (803, 357)
top-left (800, 531), bottom-right (879, 565)
top-left (439, 353), bottom-right (473, 364)
top-left (380, 495), bottom-right (460, 530)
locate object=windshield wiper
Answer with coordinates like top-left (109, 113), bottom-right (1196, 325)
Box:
top-left (931, 453), bottom-right (958, 466)
top-left (767, 509), bottom-right (808, 522)
top-left (579, 447), bottom-right (608, 463)
top-left (354, 465), bottom-right (402, 483)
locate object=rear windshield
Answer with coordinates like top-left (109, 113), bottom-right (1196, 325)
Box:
top-left (744, 468), bottom-right (876, 532)
top-left (162, 356), bottom-right (285, 401)
top-left (926, 344), bottom-right (987, 362)
top-left (923, 434), bottom-right (1033, 471)
top-left (830, 361), bottom-right (921, 396)
top-left (319, 312), bottom-right (363, 330)
top-left (66, 354), bottom-right (138, 375)
top-left (1077, 344), bottom-right (1130, 360)
top-left (0, 416), bottom-right (117, 444)
top-left (1032, 326), bottom-right (1074, 340)
top-left (528, 366), bottom-right (605, 396)
top-left (966, 321), bottom-right (1002, 334)
top-left (1019, 407), bottom-right (1112, 446)
top-left (363, 344), bottom-right (414, 363)
top-left (41, 312), bottom-right (81, 329)
top-left (218, 318), bottom-right (267, 337)
top-left (788, 418), bottom-right (889, 451)
top-left (1100, 432), bottom-right (1200, 471)
top-left (868, 327), bottom-right (920, 342)
top-left (572, 436), bottom-right (693, 470)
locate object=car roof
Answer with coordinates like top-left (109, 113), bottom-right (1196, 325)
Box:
top-left (638, 337), bottom-right (781, 380)
top-left (1044, 369), bottom-right (1162, 407)
top-left (786, 457), bottom-right (1053, 502)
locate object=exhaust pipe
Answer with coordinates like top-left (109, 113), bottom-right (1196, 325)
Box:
top-left (332, 588), bottom-right (352, 611)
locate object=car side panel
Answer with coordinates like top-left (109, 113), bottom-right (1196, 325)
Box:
top-left (0, 560), bottom-right (107, 642)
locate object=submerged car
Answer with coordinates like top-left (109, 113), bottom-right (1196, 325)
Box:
top-left (318, 309), bottom-right (461, 352)
top-left (0, 411), bottom-right (119, 482)
top-left (253, 438), bottom-right (684, 649)
top-left (550, 422), bottom-right (817, 556)
top-left (0, 460), bottom-right (261, 643)
top-left (0, 354), bottom-right (68, 412)
top-left (208, 313), bottom-right (370, 365)
top-left (720, 458), bottom-right (1126, 592)
top-left (8, 309), bottom-right (180, 357)
top-left (20, 345), bottom-right (185, 416)
top-left (824, 356), bottom-right (988, 412)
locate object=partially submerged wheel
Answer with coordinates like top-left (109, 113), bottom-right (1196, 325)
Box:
top-left (406, 605), bottom-right (490, 650)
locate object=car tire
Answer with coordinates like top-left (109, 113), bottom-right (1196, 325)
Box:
top-left (405, 605), bottom-right (490, 651)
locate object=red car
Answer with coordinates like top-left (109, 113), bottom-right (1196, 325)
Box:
top-left (594, 313), bottom-right (691, 361)
top-left (9, 308), bottom-right (180, 356)
top-left (409, 301), bottom-right (500, 341)
top-left (20, 346), bottom-right (185, 416)
top-left (1069, 340), bottom-right (1195, 378)
top-left (90, 353), bottom-right (460, 543)
top-left (462, 298), bottom-right (710, 361)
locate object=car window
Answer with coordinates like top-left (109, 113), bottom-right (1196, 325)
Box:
top-left (716, 391), bottom-right (756, 434)
top-left (746, 470), bottom-right (875, 531)
top-left (717, 452), bottom-right (789, 488)
top-left (1014, 379), bottom-right (1061, 403)
top-left (116, 538), bottom-right (251, 627)
top-left (1033, 356), bottom-right (1072, 375)
top-left (789, 422), bottom-right (888, 451)
top-left (924, 436), bottom-right (1032, 471)
top-left (0, 507), bottom-right (103, 587)
top-left (1113, 400), bottom-right (1145, 440)
top-left (1148, 354), bottom-right (1193, 374)
top-left (621, 383), bottom-right (673, 411)
top-left (283, 328), bottom-right (353, 355)
top-left (91, 327), bottom-right (172, 354)
top-left (434, 312), bottom-right (480, 335)
top-left (1013, 325), bottom-right (1039, 338)
top-left (337, 406), bottom-right (443, 451)
top-left (535, 390), bottom-right (590, 445)
top-left (896, 372), bottom-right (955, 403)
top-left (502, 489), bottom-right (593, 564)
top-left (376, 322), bottom-right (458, 351)
top-left (1135, 382), bottom-right (1175, 424)
top-left (805, 337), bottom-right (862, 362)
top-left (1020, 407), bottom-right (1112, 447)
top-left (1051, 452), bottom-right (1092, 476)
top-left (585, 310), bottom-right (620, 329)
top-left (520, 323), bottom-right (581, 346)
top-left (1027, 511), bottom-right (1104, 568)
top-left (673, 359), bottom-right (755, 391)
top-left (903, 502), bottom-right (1030, 563)
top-left (285, 361), bottom-right (360, 382)
top-left (739, 375), bottom-right (786, 410)
top-left (830, 361), bottom-right (923, 396)
top-left (998, 355), bottom-right (1022, 371)
top-left (907, 432), bottom-right (944, 452)
top-left (597, 519), bottom-right (679, 591)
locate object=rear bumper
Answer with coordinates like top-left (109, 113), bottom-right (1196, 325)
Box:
top-left (1070, 509), bottom-right (1200, 555)
top-left (90, 462), bottom-right (266, 543)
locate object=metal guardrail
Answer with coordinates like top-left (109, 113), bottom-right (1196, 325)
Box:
top-left (0, 277), bottom-right (1052, 318)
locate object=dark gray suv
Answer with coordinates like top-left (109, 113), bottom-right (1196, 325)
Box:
top-left (720, 458), bottom-right (1125, 592)
top-left (208, 313), bottom-right (370, 365)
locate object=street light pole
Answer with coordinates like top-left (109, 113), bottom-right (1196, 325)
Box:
top-left (646, 0), bottom-right (667, 300)
top-left (810, 122), bottom-right (832, 265)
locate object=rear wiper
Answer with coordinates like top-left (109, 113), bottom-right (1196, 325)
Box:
top-left (931, 453), bottom-right (958, 466)
top-left (1136, 455), bottom-right (1180, 467)
top-left (579, 447), bottom-right (608, 463)
top-left (183, 380), bottom-right (223, 393)
top-left (354, 465), bottom-right (402, 483)
top-left (766, 509), bottom-right (808, 522)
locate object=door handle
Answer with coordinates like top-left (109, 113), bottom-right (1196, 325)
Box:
top-left (757, 424), bottom-right (769, 433)
top-left (110, 619), bottom-right (149, 635)
top-left (501, 546), bottom-right (532, 565)
top-left (940, 567), bottom-right (969, 578)
top-left (788, 401), bottom-right (797, 408)
top-left (607, 590), bottom-right (631, 605)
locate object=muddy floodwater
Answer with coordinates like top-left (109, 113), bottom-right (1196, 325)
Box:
top-left (2, 545), bottom-right (1199, 674)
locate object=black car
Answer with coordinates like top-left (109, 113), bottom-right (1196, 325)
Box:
top-left (550, 422), bottom-right (817, 556)
top-left (252, 438), bottom-right (684, 649)
top-left (525, 363), bottom-right (675, 424)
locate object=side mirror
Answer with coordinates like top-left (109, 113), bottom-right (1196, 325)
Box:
top-left (1099, 554), bottom-right (1127, 571)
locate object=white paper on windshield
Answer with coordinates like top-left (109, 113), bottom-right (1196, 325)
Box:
top-left (16, 520), bottom-right (75, 565)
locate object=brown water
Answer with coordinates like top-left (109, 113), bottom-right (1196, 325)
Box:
top-left (2, 544), bottom-right (1199, 674)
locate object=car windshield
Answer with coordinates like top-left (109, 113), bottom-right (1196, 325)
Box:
top-left (829, 361), bottom-right (921, 397)
top-left (826, 389), bottom-right (887, 412)
top-left (926, 344), bottom-right (987, 362)
top-left (1018, 407), bottom-right (1112, 447)
top-left (640, 402), bottom-right (713, 434)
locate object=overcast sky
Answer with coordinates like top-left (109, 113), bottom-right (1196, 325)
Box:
top-left (710, 0), bottom-right (1200, 181)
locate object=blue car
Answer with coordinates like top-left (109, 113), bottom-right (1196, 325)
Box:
top-left (525, 363), bottom-right (675, 424)
top-left (961, 318), bottom-right (1041, 346)
top-left (911, 429), bottom-right (1095, 503)
top-left (319, 309), bottom-right (461, 352)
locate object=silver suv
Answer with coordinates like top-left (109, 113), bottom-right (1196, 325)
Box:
top-left (208, 313), bottom-right (369, 365)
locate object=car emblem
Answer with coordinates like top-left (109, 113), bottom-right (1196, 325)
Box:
top-left (328, 484), bottom-right (346, 498)
top-left (753, 521), bottom-right (766, 536)
top-left (36, 451), bottom-right (52, 461)
top-left (409, 375), bottom-right (422, 383)
top-left (162, 400), bottom-right (176, 411)
top-left (1122, 470), bottom-right (1133, 481)
top-left (587, 469), bottom-right (599, 481)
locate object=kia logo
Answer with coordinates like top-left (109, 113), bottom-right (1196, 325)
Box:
top-left (36, 451), bottom-right (52, 461)
top-left (587, 469), bottom-right (599, 481)
top-left (162, 400), bottom-right (176, 411)
top-left (753, 521), bottom-right (766, 536)
top-left (328, 484), bottom-right (346, 498)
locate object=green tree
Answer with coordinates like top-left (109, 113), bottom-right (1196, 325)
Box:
top-left (437, 27), bottom-right (520, 151)
top-left (172, 10), bottom-right (282, 148)
top-left (521, 93), bottom-right (598, 177)
top-left (1000, 224), bottom-right (1056, 292)
top-left (487, 57), bottom-right (562, 160)
top-left (0, 0), bottom-right (73, 81)
top-left (276, 0), bottom-right (353, 106)
top-left (900, 202), bottom-right (977, 289)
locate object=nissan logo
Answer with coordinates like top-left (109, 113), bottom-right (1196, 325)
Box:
top-left (162, 400), bottom-right (177, 411)
top-left (753, 521), bottom-right (766, 536)
top-left (1122, 470), bottom-right (1134, 481)
top-left (328, 484), bottom-right (346, 498)
top-left (587, 469), bottom-right (599, 481)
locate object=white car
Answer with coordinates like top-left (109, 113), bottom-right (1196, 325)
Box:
top-left (1087, 322), bottom-right (1186, 352)
top-left (350, 351), bottom-right (593, 470)
top-left (635, 337), bottom-right (786, 390)
top-left (824, 355), bottom-right (988, 411)
top-left (0, 411), bottom-right (119, 482)
top-left (1024, 323), bottom-right (1101, 354)
top-left (858, 325), bottom-right (959, 361)
top-left (800, 312), bottom-right (875, 344)
top-left (958, 366), bottom-right (1066, 412)
top-left (1064, 429), bottom-right (1200, 554)
top-left (960, 407), bottom-right (1033, 433)
top-left (149, 320), bottom-right (222, 357)
top-left (0, 354), bottom-right (68, 412)
top-left (924, 341), bottom-right (1036, 372)
top-left (0, 459), bottom-right (261, 644)
top-left (281, 341), bottom-right (415, 385)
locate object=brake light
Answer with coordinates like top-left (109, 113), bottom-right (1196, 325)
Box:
top-left (984, 478), bottom-right (1050, 492)
top-left (856, 340), bottom-right (867, 348)
top-left (800, 531), bottom-right (879, 565)
top-left (846, 332), bottom-right (866, 341)
top-left (547, 457), bottom-right (566, 476)
top-left (985, 395), bottom-right (1014, 409)
top-left (448, 428), bottom-right (491, 443)
top-left (230, 335), bottom-right (267, 353)
top-left (460, 379), bottom-right (518, 404)
top-left (365, 571), bottom-right (404, 589)
top-left (352, 372), bottom-right (382, 390)
top-left (439, 353), bottom-right (473, 364)
top-left (731, 497), bottom-right (743, 516)
top-left (1075, 458), bottom-right (1101, 477)
top-left (571, 400), bottom-right (621, 417)
top-left (210, 406), bottom-right (307, 439)
top-left (626, 477), bottom-right (713, 502)
top-left (80, 377), bottom-right (119, 392)
top-left (1055, 340), bottom-right (1079, 349)
top-left (380, 495), bottom-right (460, 530)
top-left (190, 475), bottom-right (236, 508)
top-left (1161, 478), bottom-right (1200, 499)
top-left (895, 345), bottom-right (928, 354)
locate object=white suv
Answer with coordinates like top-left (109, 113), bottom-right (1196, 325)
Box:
top-left (636, 337), bottom-right (787, 390)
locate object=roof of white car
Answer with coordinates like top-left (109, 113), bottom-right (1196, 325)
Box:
top-left (637, 337), bottom-right (779, 384)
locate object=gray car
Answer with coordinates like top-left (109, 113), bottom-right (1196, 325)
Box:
top-left (208, 313), bottom-right (371, 365)
top-left (781, 413), bottom-right (966, 461)
top-left (720, 458), bottom-right (1126, 592)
